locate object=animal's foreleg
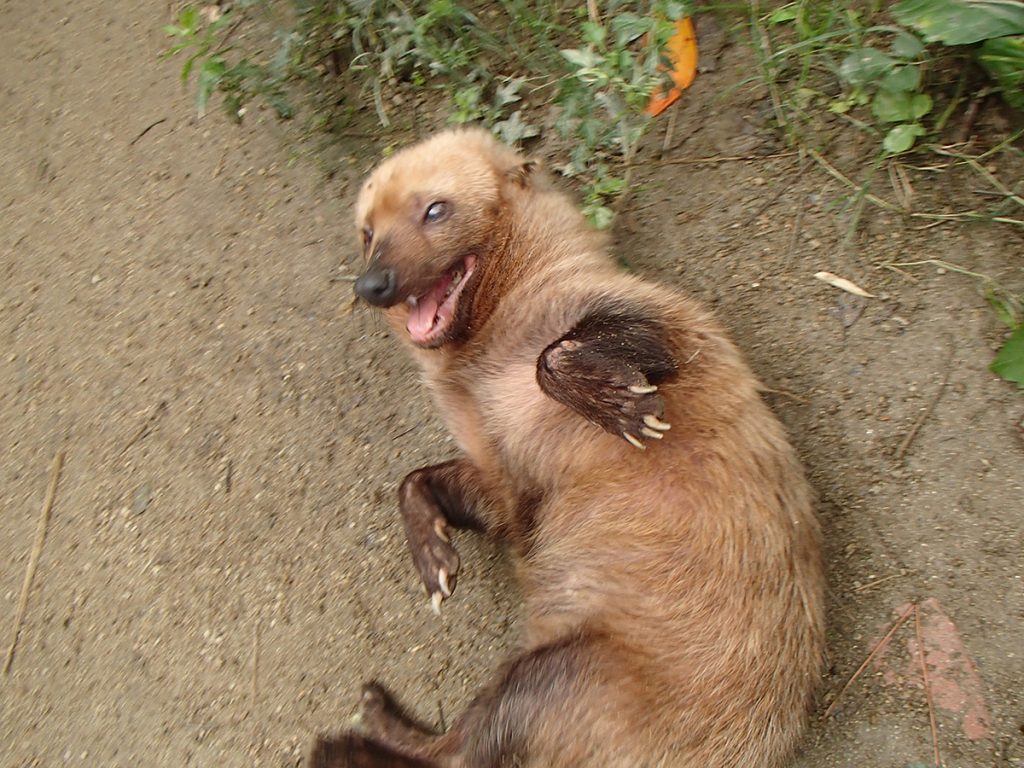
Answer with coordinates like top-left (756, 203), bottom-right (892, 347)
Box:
top-left (537, 304), bottom-right (678, 448)
top-left (398, 458), bottom-right (489, 612)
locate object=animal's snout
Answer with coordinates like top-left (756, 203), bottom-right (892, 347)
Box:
top-left (354, 266), bottom-right (398, 307)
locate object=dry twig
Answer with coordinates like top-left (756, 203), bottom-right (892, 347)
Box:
top-left (251, 615), bottom-right (260, 703)
top-left (3, 451), bottom-right (65, 675)
top-left (895, 369), bottom-right (951, 464)
top-left (655, 150), bottom-right (798, 166)
top-left (853, 573), bottom-right (902, 593)
top-left (823, 602), bottom-right (915, 718)
top-left (915, 604), bottom-right (942, 768)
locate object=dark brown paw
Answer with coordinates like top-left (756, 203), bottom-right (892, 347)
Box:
top-left (408, 516), bottom-right (460, 614)
top-left (310, 732), bottom-right (433, 768)
top-left (358, 682), bottom-right (437, 749)
top-left (540, 340), bottom-right (672, 449)
top-left (359, 683), bottom-right (403, 736)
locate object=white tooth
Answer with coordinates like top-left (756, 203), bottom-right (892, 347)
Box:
top-left (407, 296), bottom-right (418, 307)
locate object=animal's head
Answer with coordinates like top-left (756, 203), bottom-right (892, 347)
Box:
top-left (353, 128), bottom-right (536, 349)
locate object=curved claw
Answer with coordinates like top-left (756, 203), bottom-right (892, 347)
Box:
top-left (433, 518), bottom-right (450, 543)
top-left (643, 414), bottom-right (671, 431)
top-left (641, 427), bottom-right (664, 439)
top-left (438, 568), bottom-right (452, 597)
top-left (629, 383), bottom-right (658, 394)
top-left (430, 592), bottom-right (443, 615)
top-left (623, 432), bottom-right (646, 450)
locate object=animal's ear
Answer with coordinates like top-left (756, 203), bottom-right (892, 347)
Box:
top-left (505, 159), bottom-right (538, 188)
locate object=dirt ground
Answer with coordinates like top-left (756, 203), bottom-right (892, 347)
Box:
top-left (2, 1), bottom-right (1023, 767)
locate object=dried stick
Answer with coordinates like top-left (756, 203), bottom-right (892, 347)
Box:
top-left (3, 451), bottom-right (65, 674)
top-left (852, 573), bottom-right (902, 593)
top-left (895, 369), bottom-right (951, 463)
top-left (823, 602), bottom-right (915, 718)
top-left (915, 604), bottom-right (942, 768)
top-left (654, 150), bottom-right (798, 166)
top-left (251, 615), bottom-right (260, 703)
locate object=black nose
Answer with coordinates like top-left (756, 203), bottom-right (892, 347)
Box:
top-left (354, 267), bottom-right (398, 307)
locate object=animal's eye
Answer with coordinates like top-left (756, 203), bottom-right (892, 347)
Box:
top-left (424, 202), bottom-right (450, 224)
top-left (361, 226), bottom-right (373, 248)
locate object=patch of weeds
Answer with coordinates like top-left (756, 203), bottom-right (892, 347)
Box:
top-left (163, 4), bottom-right (293, 121)
top-left (987, 280), bottom-right (1024, 389)
top-left (832, 34), bottom-right (932, 154)
top-left (449, 78), bottom-right (540, 145)
top-left (556, 2), bottom-right (690, 226)
top-left (757, 0), bottom-right (1024, 156)
top-left (163, 0), bottom-right (700, 229)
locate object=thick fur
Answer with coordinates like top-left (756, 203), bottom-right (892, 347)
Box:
top-left (316, 128), bottom-right (826, 768)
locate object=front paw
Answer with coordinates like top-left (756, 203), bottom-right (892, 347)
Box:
top-left (407, 517), bottom-right (460, 614)
top-left (540, 340), bottom-right (671, 449)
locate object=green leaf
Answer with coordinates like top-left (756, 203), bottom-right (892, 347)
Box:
top-left (769, 4), bottom-right (799, 24)
top-left (873, 89), bottom-right (917, 121)
top-left (838, 48), bottom-right (896, 87)
top-left (581, 21), bottom-right (606, 46)
top-left (880, 65), bottom-right (922, 93)
top-left (891, 30), bottom-right (926, 58)
top-left (561, 47), bottom-right (603, 70)
top-left (663, 1), bottom-right (687, 21)
top-left (883, 123), bottom-right (926, 154)
top-left (978, 35), bottom-right (1024, 109)
top-left (493, 78), bottom-right (525, 108)
top-left (611, 13), bottom-right (651, 48)
top-left (181, 52), bottom-right (200, 84)
top-left (991, 325), bottom-right (1024, 389)
top-left (893, 0), bottom-right (1024, 45)
top-left (196, 56), bottom-right (227, 116)
top-left (178, 5), bottom-right (200, 33)
top-left (494, 110), bottom-right (539, 144)
top-left (911, 92), bottom-right (933, 118)
top-left (873, 90), bottom-right (932, 122)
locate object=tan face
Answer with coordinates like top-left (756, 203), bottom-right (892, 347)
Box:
top-left (353, 128), bottom-right (528, 348)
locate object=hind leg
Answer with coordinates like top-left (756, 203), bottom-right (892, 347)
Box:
top-left (314, 631), bottom-right (606, 767)
top-left (451, 631), bottom-right (611, 767)
top-left (310, 732), bottom-right (436, 768)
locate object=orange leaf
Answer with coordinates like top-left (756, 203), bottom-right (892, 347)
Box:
top-left (647, 16), bottom-right (699, 117)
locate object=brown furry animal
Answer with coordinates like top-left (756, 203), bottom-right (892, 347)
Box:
top-left (312, 127), bottom-right (825, 768)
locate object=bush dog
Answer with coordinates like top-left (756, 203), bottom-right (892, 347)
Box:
top-left (312, 127), bottom-right (825, 768)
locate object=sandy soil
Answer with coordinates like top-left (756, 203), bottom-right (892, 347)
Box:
top-left (2, 2), bottom-right (1022, 767)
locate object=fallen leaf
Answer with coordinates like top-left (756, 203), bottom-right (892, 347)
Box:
top-left (647, 17), bottom-right (698, 117)
top-left (814, 271), bottom-right (875, 298)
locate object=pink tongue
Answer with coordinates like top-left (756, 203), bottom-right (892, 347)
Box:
top-left (406, 274), bottom-right (452, 342)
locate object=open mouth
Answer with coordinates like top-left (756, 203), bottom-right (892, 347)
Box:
top-left (405, 255), bottom-right (477, 347)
